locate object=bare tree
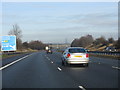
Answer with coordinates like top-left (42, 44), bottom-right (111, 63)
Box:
top-left (108, 37), bottom-right (115, 44)
top-left (71, 39), bottom-right (80, 47)
top-left (22, 42), bottom-right (29, 49)
top-left (8, 24), bottom-right (22, 40)
top-left (28, 40), bottom-right (46, 50)
top-left (115, 37), bottom-right (120, 49)
top-left (8, 24), bottom-right (23, 50)
top-left (71, 35), bottom-right (94, 48)
top-left (93, 36), bottom-right (108, 46)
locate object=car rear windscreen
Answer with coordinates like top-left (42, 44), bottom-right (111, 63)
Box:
top-left (69, 48), bottom-right (86, 53)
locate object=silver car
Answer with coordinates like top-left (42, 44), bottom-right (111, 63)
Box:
top-left (61, 47), bottom-right (89, 66)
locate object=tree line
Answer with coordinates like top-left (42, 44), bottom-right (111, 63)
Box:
top-left (22, 40), bottom-right (47, 50)
top-left (6, 24), bottom-right (120, 51)
top-left (8, 24), bottom-right (47, 51)
top-left (71, 34), bottom-right (120, 50)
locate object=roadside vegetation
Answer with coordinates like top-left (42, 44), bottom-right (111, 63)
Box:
top-left (71, 35), bottom-right (120, 59)
top-left (7, 24), bottom-right (47, 52)
top-left (89, 53), bottom-right (120, 60)
top-left (71, 34), bottom-right (120, 52)
top-left (1, 24), bottom-right (47, 59)
top-left (0, 24), bottom-right (119, 59)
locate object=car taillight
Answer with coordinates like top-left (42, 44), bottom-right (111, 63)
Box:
top-left (67, 53), bottom-right (71, 58)
top-left (86, 53), bottom-right (89, 58)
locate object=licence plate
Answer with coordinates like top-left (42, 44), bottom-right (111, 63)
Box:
top-left (74, 56), bottom-right (82, 57)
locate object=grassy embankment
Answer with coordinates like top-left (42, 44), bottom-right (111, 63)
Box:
top-left (86, 43), bottom-right (119, 60)
top-left (89, 54), bottom-right (119, 60)
top-left (57, 50), bottom-right (119, 60)
top-left (0, 49), bottom-right (39, 59)
top-left (57, 43), bottom-right (120, 60)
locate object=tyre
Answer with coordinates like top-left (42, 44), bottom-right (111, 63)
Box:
top-left (84, 63), bottom-right (89, 67)
top-left (64, 61), bottom-right (68, 66)
top-left (62, 60), bottom-right (64, 66)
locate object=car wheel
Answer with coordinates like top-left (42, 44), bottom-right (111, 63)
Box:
top-left (62, 60), bottom-right (64, 66)
top-left (84, 63), bottom-right (89, 67)
top-left (64, 61), bottom-right (68, 66)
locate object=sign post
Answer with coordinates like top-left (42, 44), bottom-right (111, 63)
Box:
top-left (1, 35), bottom-right (17, 51)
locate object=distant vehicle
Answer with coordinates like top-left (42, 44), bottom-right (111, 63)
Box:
top-left (46, 49), bottom-right (53, 54)
top-left (61, 47), bottom-right (89, 67)
top-left (105, 47), bottom-right (116, 52)
top-left (45, 46), bottom-right (49, 50)
top-left (85, 49), bottom-right (90, 52)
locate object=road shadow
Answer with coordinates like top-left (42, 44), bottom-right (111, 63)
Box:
top-left (65, 64), bottom-right (89, 68)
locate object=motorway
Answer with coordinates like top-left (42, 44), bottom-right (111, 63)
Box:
top-left (1, 50), bottom-right (119, 89)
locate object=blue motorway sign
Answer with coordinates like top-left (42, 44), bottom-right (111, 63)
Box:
top-left (1, 35), bottom-right (17, 51)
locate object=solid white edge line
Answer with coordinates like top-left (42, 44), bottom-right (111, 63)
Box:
top-left (0, 54), bottom-right (32, 70)
top-left (48, 58), bottom-right (50, 60)
top-left (78, 86), bottom-right (86, 90)
top-left (112, 66), bottom-right (120, 70)
top-left (117, 67), bottom-right (120, 70)
top-left (45, 56), bottom-right (50, 61)
top-left (98, 62), bottom-right (101, 64)
top-left (57, 67), bottom-right (62, 71)
top-left (51, 61), bottom-right (53, 63)
top-left (46, 57), bottom-right (49, 59)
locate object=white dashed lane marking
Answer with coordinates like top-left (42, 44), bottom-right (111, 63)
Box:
top-left (57, 67), bottom-right (62, 71)
top-left (45, 56), bottom-right (50, 60)
top-left (51, 61), bottom-right (53, 63)
top-left (78, 86), bottom-right (86, 90)
top-left (48, 58), bottom-right (50, 60)
top-left (44, 55), bottom-right (62, 72)
top-left (46, 57), bottom-right (49, 59)
top-left (112, 66), bottom-right (120, 70)
top-left (98, 62), bottom-right (101, 64)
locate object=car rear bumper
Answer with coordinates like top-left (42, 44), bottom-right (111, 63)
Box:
top-left (67, 60), bottom-right (89, 64)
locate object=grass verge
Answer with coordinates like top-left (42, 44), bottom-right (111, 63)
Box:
top-left (1, 51), bottom-right (38, 59)
top-left (56, 50), bottom-right (119, 60)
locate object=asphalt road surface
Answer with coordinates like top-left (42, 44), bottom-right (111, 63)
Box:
top-left (1, 50), bottom-right (119, 89)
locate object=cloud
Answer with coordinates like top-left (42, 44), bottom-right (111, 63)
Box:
top-left (60, 12), bottom-right (118, 31)
top-left (65, 12), bottom-right (117, 21)
top-left (22, 27), bottom-right (118, 43)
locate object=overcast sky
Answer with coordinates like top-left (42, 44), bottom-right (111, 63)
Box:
top-left (2, 2), bottom-right (118, 43)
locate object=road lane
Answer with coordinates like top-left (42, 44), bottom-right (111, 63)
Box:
top-left (46, 50), bottom-right (119, 67)
top-left (0, 54), bottom-right (32, 70)
top-left (45, 51), bottom-right (119, 88)
top-left (2, 50), bottom-right (119, 88)
top-left (2, 52), bottom-right (33, 66)
top-left (2, 52), bottom-right (80, 88)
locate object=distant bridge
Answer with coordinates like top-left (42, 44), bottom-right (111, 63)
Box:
top-left (48, 43), bottom-right (70, 49)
